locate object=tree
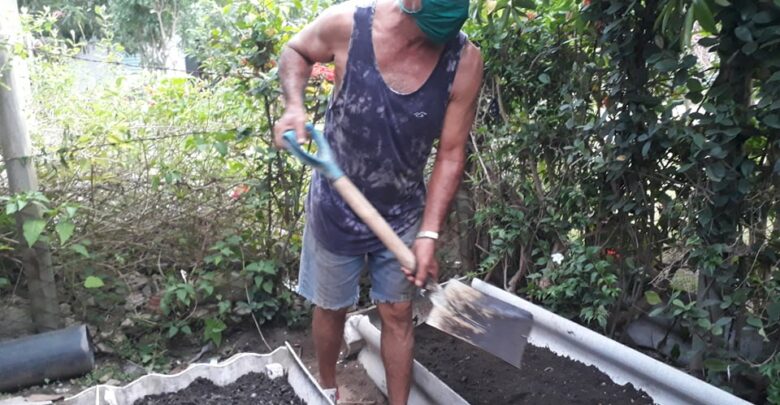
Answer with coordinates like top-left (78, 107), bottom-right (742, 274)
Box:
top-left (1, 0), bottom-right (62, 332)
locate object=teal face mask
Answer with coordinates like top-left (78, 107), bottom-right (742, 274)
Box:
top-left (398, 0), bottom-right (470, 45)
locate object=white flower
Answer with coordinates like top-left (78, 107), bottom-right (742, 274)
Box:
top-left (551, 253), bottom-right (564, 265)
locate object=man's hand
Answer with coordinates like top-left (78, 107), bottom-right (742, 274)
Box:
top-left (273, 105), bottom-right (308, 149)
top-left (402, 238), bottom-right (438, 288)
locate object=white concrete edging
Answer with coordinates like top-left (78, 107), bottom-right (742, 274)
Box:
top-left (344, 315), bottom-right (469, 405)
top-left (61, 342), bottom-right (333, 405)
top-left (470, 278), bottom-right (753, 405)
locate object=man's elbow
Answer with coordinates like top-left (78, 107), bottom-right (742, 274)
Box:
top-left (281, 43), bottom-right (315, 66)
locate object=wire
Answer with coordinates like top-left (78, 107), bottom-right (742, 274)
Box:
top-left (8, 127), bottom-right (264, 162)
top-left (35, 49), bottom-right (191, 73)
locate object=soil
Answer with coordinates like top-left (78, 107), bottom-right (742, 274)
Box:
top-left (414, 324), bottom-right (655, 405)
top-left (134, 372), bottom-right (304, 404)
top-left (222, 322), bottom-right (388, 404)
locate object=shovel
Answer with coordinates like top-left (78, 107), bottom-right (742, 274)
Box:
top-left (283, 125), bottom-right (533, 368)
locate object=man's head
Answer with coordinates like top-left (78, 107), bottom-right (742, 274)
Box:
top-left (398, 0), bottom-right (470, 45)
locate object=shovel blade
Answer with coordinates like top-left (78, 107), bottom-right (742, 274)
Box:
top-left (423, 279), bottom-right (533, 368)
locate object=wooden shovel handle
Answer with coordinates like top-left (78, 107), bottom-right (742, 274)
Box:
top-left (332, 177), bottom-right (417, 271)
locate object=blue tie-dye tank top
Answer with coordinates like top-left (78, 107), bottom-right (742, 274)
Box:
top-left (305, 2), bottom-right (465, 255)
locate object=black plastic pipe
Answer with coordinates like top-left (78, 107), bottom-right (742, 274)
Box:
top-left (0, 324), bottom-right (95, 392)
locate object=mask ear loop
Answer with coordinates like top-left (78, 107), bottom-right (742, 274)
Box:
top-left (396, 0), bottom-right (423, 14)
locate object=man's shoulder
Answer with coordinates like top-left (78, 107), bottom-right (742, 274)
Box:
top-left (316, 0), bottom-right (373, 37)
top-left (320, 0), bottom-right (369, 21)
top-left (458, 37), bottom-right (484, 76)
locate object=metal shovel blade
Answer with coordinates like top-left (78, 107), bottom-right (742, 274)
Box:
top-left (421, 279), bottom-right (533, 368)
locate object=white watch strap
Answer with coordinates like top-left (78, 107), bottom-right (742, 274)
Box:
top-left (416, 230), bottom-right (439, 240)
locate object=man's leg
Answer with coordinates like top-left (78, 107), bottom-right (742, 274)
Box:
top-left (377, 301), bottom-right (414, 405)
top-left (313, 306), bottom-right (348, 389)
top-left (297, 223), bottom-right (364, 392)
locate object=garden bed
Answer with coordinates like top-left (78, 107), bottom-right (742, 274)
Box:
top-left (134, 372), bottom-right (304, 405)
top-left (414, 324), bottom-right (654, 404)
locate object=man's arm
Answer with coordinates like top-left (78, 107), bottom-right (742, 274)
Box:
top-left (273, 4), bottom-right (352, 147)
top-left (403, 42), bottom-right (484, 288)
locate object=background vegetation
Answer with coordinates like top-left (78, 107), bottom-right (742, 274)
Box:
top-left (1, 0), bottom-right (779, 402)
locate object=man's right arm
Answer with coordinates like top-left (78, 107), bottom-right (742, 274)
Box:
top-left (273, 4), bottom-right (352, 148)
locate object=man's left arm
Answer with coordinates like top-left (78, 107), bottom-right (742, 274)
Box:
top-left (402, 43), bottom-right (484, 288)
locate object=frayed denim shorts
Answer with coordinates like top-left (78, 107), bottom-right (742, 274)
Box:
top-left (296, 221), bottom-right (419, 310)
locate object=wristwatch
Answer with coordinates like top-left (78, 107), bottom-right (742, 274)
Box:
top-left (416, 230), bottom-right (439, 240)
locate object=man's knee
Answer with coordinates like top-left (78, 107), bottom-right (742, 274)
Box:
top-left (377, 301), bottom-right (413, 334)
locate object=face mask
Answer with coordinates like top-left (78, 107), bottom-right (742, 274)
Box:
top-left (397, 0), bottom-right (470, 45)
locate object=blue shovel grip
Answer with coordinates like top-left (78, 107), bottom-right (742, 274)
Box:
top-left (282, 124), bottom-right (344, 180)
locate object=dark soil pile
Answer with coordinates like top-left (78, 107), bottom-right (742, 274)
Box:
top-left (415, 325), bottom-right (655, 404)
top-left (133, 372), bottom-right (304, 405)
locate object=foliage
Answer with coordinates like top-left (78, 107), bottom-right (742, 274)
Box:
top-left (526, 242), bottom-right (620, 330)
top-left (465, 0), bottom-right (780, 401)
top-left (1, 0), bottom-right (331, 370)
top-left (18, 0), bottom-right (107, 42)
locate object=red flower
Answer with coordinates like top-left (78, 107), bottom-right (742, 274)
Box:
top-left (311, 63), bottom-right (335, 83)
top-left (604, 248), bottom-right (622, 259)
top-left (230, 184), bottom-right (250, 200)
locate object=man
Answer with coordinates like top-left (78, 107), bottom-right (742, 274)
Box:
top-left (273, 0), bottom-right (482, 403)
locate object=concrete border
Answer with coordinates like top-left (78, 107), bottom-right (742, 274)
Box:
top-left (57, 343), bottom-right (333, 405)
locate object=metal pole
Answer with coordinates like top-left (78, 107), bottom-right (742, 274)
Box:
top-left (0, 0), bottom-right (61, 332)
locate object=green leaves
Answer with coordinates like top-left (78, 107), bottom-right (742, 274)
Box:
top-left (203, 318), bottom-right (227, 346)
top-left (734, 25), bottom-right (753, 43)
top-left (23, 219), bottom-right (46, 247)
top-left (84, 276), bottom-right (104, 289)
top-left (693, 0), bottom-right (717, 33)
top-left (71, 244), bottom-right (89, 257)
top-left (55, 221), bottom-right (75, 244)
top-left (644, 291), bottom-right (662, 305)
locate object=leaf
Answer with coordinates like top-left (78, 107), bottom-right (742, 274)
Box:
top-left (774, 160), bottom-right (780, 174)
top-left (538, 73), bottom-right (550, 84)
top-left (747, 316), bottom-right (763, 328)
top-left (55, 221), bottom-right (75, 244)
top-left (768, 72), bottom-right (780, 83)
top-left (84, 276), bottom-right (104, 289)
top-left (642, 141), bottom-right (652, 157)
top-left (713, 0), bottom-right (730, 5)
top-left (645, 291), bottom-right (662, 305)
top-left (65, 206), bottom-right (78, 218)
top-left (214, 142), bottom-right (228, 157)
top-left (734, 26), bottom-right (753, 43)
top-left (703, 358), bottom-right (729, 372)
top-left (752, 11), bottom-right (772, 24)
top-left (23, 219), bottom-right (46, 247)
top-left (705, 162), bottom-right (726, 182)
top-left (0, 277), bottom-right (9, 288)
top-left (648, 306), bottom-right (666, 317)
top-left (262, 280), bottom-right (274, 294)
top-left (72, 244), bottom-right (89, 257)
top-left (5, 201), bottom-right (17, 215)
top-left (764, 114), bottom-right (780, 129)
top-left (742, 41), bottom-right (758, 54)
top-left (768, 302), bottom-right (780, 322)
top-left (167, 325), bottom-right (179, 338)
top-left (655, 59), bottom-right (679, 73)
top-left (693, 0), bottom-right (717, 33)
top-left (682, 5), bottom-right (695, 47)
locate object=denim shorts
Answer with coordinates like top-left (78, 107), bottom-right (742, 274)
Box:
top-left (296, 221), bottom-right (419, 310)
